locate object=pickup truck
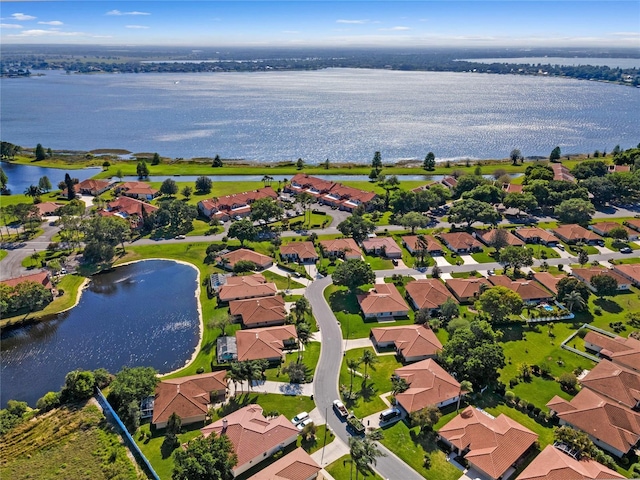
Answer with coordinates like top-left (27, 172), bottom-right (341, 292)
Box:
top-left (333, 399), bottom-right (349, 418)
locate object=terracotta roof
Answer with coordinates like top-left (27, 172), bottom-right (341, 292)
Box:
top-left (35, 202), bottom-right (63, 216)
top-left (439, 406), bottom-right (538, 480)
top-left (201, 405), bottom-right (299, 472)
top-left (438, 232), bottom-right (483, 251)
top-left (613, 264), bottom-right (640, 285)
top-left (229, 295), bottom-right (287, 327)
top-left (479, 229), bottom-right (525, 247)
top-left (571, 267), bottom-right (629, 287)
top-left (551, 163), bottom-right (576, 183)
top-left (514, 227), bottom-right (560, 244)
top-left (289, 173), bottom-right (335, 193)
top-left (584, 331), bottom-right (640, 372)
top-left (547, 389), bottom-right (640, 455)
top-left (394, 359), bottom-right (461, 413)
top-left (624, 219), bottom-right (640, 231)
top-left (219, 248), bottom-right (273, 269)
top-left (105, 196), bottom-right (159, 218)
top-left (199, 187), bottom-right (277, 218)
top-left (288, 174), bottom-right (376, 207)
top-left (235, 325), bottom-right (297, 361)
top-left (402, 235), bottom-right (443, 253)
top-left (515, 444), bottom-right (624, 480)
top-left (532, 272), bottom-right (564, 295)
top-left (247, 447), bottom-right (321, 480)
top-left (117, 181), bottom-right (159, 196)
top-left (551, 224), bottom-right (602, 243)
top-left (279, 241), bottom-right (318, 261)
top-left (357, 283), bottom-right (409, 316)
top-left (609, 165), bottom-right (631, 173)
top-left (580, 359), bottom-right (640, 409)
top-left (591, 221), bottom-right (635, 236)
top-left (487, 276), bottom-right (554, 301)
top-left (76, 178), bottom-right (111, 191)
top-left (1, 271), bottom-right (52, 290)
top-left (405, 279), bottom-right (456, 310)
top-left (445, 277), bottom-right (491, 301)
top-left (503, 184), bottom-right (523, 194)
top-left (411, 182), bottom-right (436, 192)
top-left (319, 238), bottom-right (362, 257)
top-left (442, 176), bottom-right (458, 187)
top-left (370, 324), bottom-right (442, 360)
top-left (152, 371), bottom-right (227, 425)
top-left (361, 236), bottom-right (402, 256)
top-left (218, 274), bottom-right (277, 302)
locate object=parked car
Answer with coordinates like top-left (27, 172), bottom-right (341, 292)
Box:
top-left (557, 244), bottom-right (565, 251)
top-left (292, 412), bottom-right (309, 425)
top-left (174, 234), bottom-right (186, 239)
top-left (391, 259), bottom-right (399, 266)
top-left (297, 418), bottom-right (314, 431)
top-left (620, 247), bottom-right (632, 254)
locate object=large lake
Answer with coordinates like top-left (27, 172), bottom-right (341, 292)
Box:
top-left (1, 68), bottom-right (638, 163)
top-left (0, 260), bottom-right (200, 407)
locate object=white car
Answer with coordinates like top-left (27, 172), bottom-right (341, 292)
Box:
top-left (292, 411), bottom-right (309, 425)
top-left (297, 418), bottom-right (314, 431)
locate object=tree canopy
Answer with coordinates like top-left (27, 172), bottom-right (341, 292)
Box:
top-left (554, 198), bottom-right (595, 224)
top-left (173, 433), bottom-right (237, 480)
top-left (448, 199), bottom-right (500, 227)
top-left (228, 218), bottom-right (258, 246)
top-left (332, 259), bottom-right (375, 292)
top-left (336, 215), bottom-right (376, 243)
top-left (476, 286), bottom-right (523, 323)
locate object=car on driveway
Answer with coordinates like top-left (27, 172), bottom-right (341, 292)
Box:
top-left (297, 418), bottom-right (314, 431)
top-left (620, 246), bottom-right (632, 254)
top-left (292, 411), bottom-right (309, 425)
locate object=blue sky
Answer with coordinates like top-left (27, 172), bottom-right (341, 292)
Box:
top-left (1, 1), bottom-right (639, 48)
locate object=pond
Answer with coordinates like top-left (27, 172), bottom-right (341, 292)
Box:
top-left (0, 161), bottom-right (101, 195)
top-left (0, 260), bottom-right (201, 407)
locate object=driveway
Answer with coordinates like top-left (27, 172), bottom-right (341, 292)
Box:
top-left (594, 245), bottom-right (614, 254)
top-left (434, 256), bottom-right (451, 267)
top-left (553, 247), bottom-right (574, 259)
top-left (460, 255), bottom-right (478, 265)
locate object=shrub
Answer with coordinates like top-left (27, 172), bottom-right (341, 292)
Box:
top-left (504, 391), bottom-right (515, 404)
top-left (558, 372), bottom-right (578, 392)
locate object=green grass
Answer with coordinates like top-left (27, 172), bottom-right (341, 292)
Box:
top-left (261, 270), bottom-right (305, 290)
top-left (1, 402), bottom-right (138, 480)
top-left (527, 244), bottom-right (561, 260)
top-left (469, 249), bottom-right (496, 263)
top-left (298, 423), bottom-right (334, 455)
top-left (364, 255), bottom-right (394, 270)
top-left (614, 257), bottom-right (640, 265)
top-left (339, 347), bottom-right (403, 418)
top-left (326, 454), bottom-right (386, 480)
top-left (379, 421), bottom-right (462, 480)
top-left (604, 238), bottom-right (640, 252)
top-left (0, 249), bottom-right (6, 261)
top-left (265, 342), bottom-right (321, 382)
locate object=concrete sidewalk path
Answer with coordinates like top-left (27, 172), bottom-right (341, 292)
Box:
top-left (230, 380), bottom-right (314, 397)
top-left (311, 435), bottom-right (350, 469)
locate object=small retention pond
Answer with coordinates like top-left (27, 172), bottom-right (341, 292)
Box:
top-left (0, 260), bottom-right (200, 407)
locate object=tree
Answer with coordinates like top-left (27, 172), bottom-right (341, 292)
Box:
top-left (332, 259), bottom-right (375, 292)
top-left (296, 321), bottom-right (312, 361)
top-left (499, 245), bottom-right (533, 275)
top-left (609, 226), bottom-right (629, 241)
top-left (152, 152), bottom-right (161, 165)
top-left (399, 211), bottom-right (429, 233)
top-left (38, 176), bottom-right (52, 193)
top-left (212, 154), bottom-right (223, 167)
top-left (563, 290), bottom-right (587, 312)
top-left (415, 307), bottom-right (431, 325)
top-left (136, 160), bottom-right (150, 179)
top-left (423, 152), bottom-right (436, 171)
top-left (11, 281), bottom-right (53, 312)
top-left (195, 176), bottom-right (213, 194)
top-left (181, 185), bottom-right (193, 200)
top-left (591, 274), bottom-right (618, 298)
top-left (336, 215), bottom-right (376, 243)
top-left (410, 405), bottom-right (441, 435)
top-left (296, 158), bottom-right (304, 170)
top-left (360, 349), bottom-right (379, 389)
top-left (463, 184), bottom-right (504, 204)
top-left (391, 375), bottom-right (409, 394)
top-left (510, 149), bottom-right (522, 166)
top-left (293, 296), bottom-right (311, 322)
top-left (282, 362), bottom-right (307, 383)
top-left (60, 369), bottom-right (95, 402)
top-left (440, 297), bottom-right (459, 322)
top-left (476, 286), bottom-right (523, 323)
top-left (35, 143), bottom-right (46, 161)
top-left (208, 313), bottom-right (234, 336)
top-left (160, 178), bottom-right (179, 196)
top-left (24, 184), bottom-right (42, 200)
top-left (348, 434), bottom-right (385, 480)
top-left (487, 228), bottom-right (510, 252)
top-left (571, 160), bottom-right (608, 179)
top-left (173, 433), bottom-right (237, 480)
top-left (557, 277), bottom-right (591, 305)
top-left (609, 171), bottom-right (640, 203)
top-left (503, 192), bottom-right (538, 214)
top-left (550, 146), bottom-right (562, 162)
top-left (578, 249), bottom-right (589, 266)
top-left (0, 167), bottom-right (7, 192)
top-left (295, 192), bottom-right (314, 226)
top-left (456, 380), bottom-right (473, 412)
top-left (372, 151), bottom-right (382, 172)
top-left (558, 372), bottom-right (578, 392)
top-left (555, 198), bottom-right (595, 224)
top-left (448, 199), bottom-right (500, 227)
top-left (107, 366), bottom-right (159, 415)
top-left (228, 218), bottom-right (257, 246)
top-left (347, 358), bottom-right (361, 395)
top-left (250, 198), bottom-right (284, 224)
top-left (36, 391), bottom-right (61, 412)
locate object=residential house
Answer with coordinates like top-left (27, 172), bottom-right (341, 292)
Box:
top-left (356, 283), bottom-right (409, 319)
top-left (402, 235), bottom-right (444, 256)
top-left (513, 227), bottom-right (560, 246)
top-left (624, 219), bottom-right (640, 233)
top-left (411, 182), bottom-right (436, 193)
top-left (235, 325), bottom-right (297, 363)
top-left (218, 248), bottom-right (274, 271)
top-left (74, 178), bottom-right (113, 196)
top-left (319, 238), bottom-right (363, 260)
top-left (571, 267), bottom-right (631, 292)
top-left (609, 165), bottom-right (631, 173)
top-left (405, 279), bottom-right (457, 313)
top-left (516, 444), bottom-right (624, 480)
top-left (579, 359), bottom-right (640, 410)
top-left (438, 232), bottom-right (483, 253)
top-left (116, 181), bottom-right (159, 200)
top-left (613, 264), bottom-right (640, 287)
top-left (35, 202), bottom-right (63, 216)
top-left (445, 277), bottom-right (491, 303)
top-left (393, 359), bottom-right (462, 415)
top-left (201, 404), bottom-right (299, 477)
top-left (100, 196), bottom-right (159, 229)
top-left (151, 371), bottom-right (227, 429)
top-left (217, 274), bottom-right (277, 303)
top-left (583, 331), bottom-right (640, 372)
top-left (551, 163), bottom-right (576, 183)
top-left (279, 241), bottom-right (318, 263)
top-left (285, 174), bottom-right (377, 211)
top-left (361, 236), bottom-right (402, 259)
top-left (502, 183), bottom-right (523, 194)
top-left (229, 295), bottom-right (287, 328)
top-left (197, 187), bottom-right (278, 221)
top-left (1, 271), bottom-right (52, 291)
top-left (551, 224), bottom-right (603, 245)
top-left (532, 272), bottom-right (564, 296)
top-left (441, 176), bottom-right (458, 189)
top-left (438, 406), bottom-right (538, 480)
top-left (590, 221), bottom-right (638, 240)
top-left (217, 336), bottom-right (238, 363)
top-left (247, 447), bottom-right (322, 480)
top-left (370, 324), bottom-right (442, 363)
top-left (478, 229), bottom-right (525, 247)
top-left (487, 275), bottom-right (554, 304)
top-left (547, 388), bottom-right (640, 458)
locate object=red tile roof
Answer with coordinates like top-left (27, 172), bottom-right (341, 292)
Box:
top-left (515, 444), bottom-right (624, 480)
top-left (105, 196), bottom-right (159, 218)
top-left (370, 324), bottom-right (442, 360)
top-left (318, 238), bottom-right (362, 258)
top-left (503, 184), bottom-right (523, 194)
top-left (613, 264), bottom-right (640, 285)
top-left (217, 274), bottom-right (277, 303)
top-left (624, 219), bottom-right (640, 231)
top-left (361, 236), bottom-right (402, 256)
top-left (405, 279), bottom-right (456, 310)
top-left (247, 447), bottom-right (321, 480)
top-left (152, 371), bottom-right (227, 426)
top-left (551, 163), bottom-right (576, 183)
top-left (219, 248), bottom-right (273, 269)
top-left (571, 267), bottom-right (629, 288)
top-left (394, 359), bottom-right (461, 413)
top-left (445, 277), bottom-right (492, 301)
top-left (229, 295), bottom-right (287, 327)
top-left (199, 187), bottom-right (277, 219)
top-left (235, 325), bottom-right (297, 361)
top-left (479, 229), bottom-right (525, 247)
top-left (439, 406), bottom-right (538, 480)
top-left (532, 272), bottom-right (564, 295)
top-left (514, 227), bottom-right (560, 244)
top-left (35, 202), bottom-right (63, 216)
top-left (551, 224), bottom-right (602, 243)
top-left (1, 271), bottom-right (52, 290)
top-left (438, 232), bottom-right (483, 251)
top-left (487, 275), bottom-right (554, 301)
top-left (279, 241), bottom-right (318, 261)
top-left (117, 181), bottom-right (159, 196)
top-left (402, 235), bottom-right (443, 253)
top-left (357, 283), bottom-right (409, 317)
top-left (590, 221), bottom-right (635, 236)
top-left (584, 331), bottom-right (640, 372)
top-left (580, 359), bottom-right (640, 409)
top-left (288, 174), bottom-right (376, 208)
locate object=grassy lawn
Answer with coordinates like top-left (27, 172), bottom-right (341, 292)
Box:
top-left (339, 347), bottom-right (402, 418)
top-left (1, 402), bottom-right (138, 480)
top-left (264, 342), bottom-right (321, 382)
top-left (527, 244), bottom-right (561, 260)
top-left (604, 238), bottom-right (640, 252)
top-left (364, 255), bottom-right (394, 270)
top-left (0, 249), bottom-right (6, 261)
top-left (379, 420), bottom-right (462, 480)
top-left (261, 269), bottom-right (305, 290)
top-left (325, 285), bottom-right (414, 339)
top-left (469, 249), bottom-right (496, 264)
top-left (326, 454), bottom-right (385, 480)
top-left (614, 256), bottom-right (640, 265)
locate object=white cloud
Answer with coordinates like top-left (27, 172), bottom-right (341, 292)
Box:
top-left (1, 23), bottom-right (23, 29)
top-left (38, 21), bottom-right (63, 26)
top-left (106, 10), bottom-right (150, 16)
top-left (282, 30), bottom-right (300, 34)
top-left (336, 19), bottom-right (369, 24)
top-left (126, 25), bottom-right (150, 29)
top-left (11, 13), bottom-right (36, 21)
top-left (610, 31), bottom-right (640, 37)
top-left (379, 26), bottom-right (411, 31)
top-left (8, 29), bottom-right (84, 38)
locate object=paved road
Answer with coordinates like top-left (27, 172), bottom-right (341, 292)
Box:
top-left (0, 221), bottom-right (60, 280)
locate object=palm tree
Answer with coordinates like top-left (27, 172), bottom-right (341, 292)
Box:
top-left (360, 349), bottom-right (379, 389)
top-left (294, 296), bottom-right (311, 323)
top-left (564, 290), bottom-right (586, 312)
top-left (24, 184), bottom-right (42, 200)
top-left (416, 234), bottom-right (428, 266)
top-left (456, 380), bottom-right (473, 412)
top-left (349, 434), bottom-right (386, 480)
top-left (347, 358), bottom-right (361, 395)
top-left (296, 322), bottom-right (311, 361)
top-left (227, 363), bottom-right (244, 396)
top-left (391, 375), bottom-right (409, 395)
top-left (296, 192), bottom-right (313, 227)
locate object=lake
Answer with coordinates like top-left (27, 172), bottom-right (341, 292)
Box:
top-left (459, 57), bottom-right (640, 69)
top-left (0, 161), bottom-right (101, 195)
top-left (1, 68), bottom-right (638, 163)
top-left (0, 260), bottom-right (200, 407)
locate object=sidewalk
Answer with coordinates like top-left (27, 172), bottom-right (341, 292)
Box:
top-left (311, 435), bottom-right (350, 468)
top-left (229, 379), bottom-right (314, 397)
